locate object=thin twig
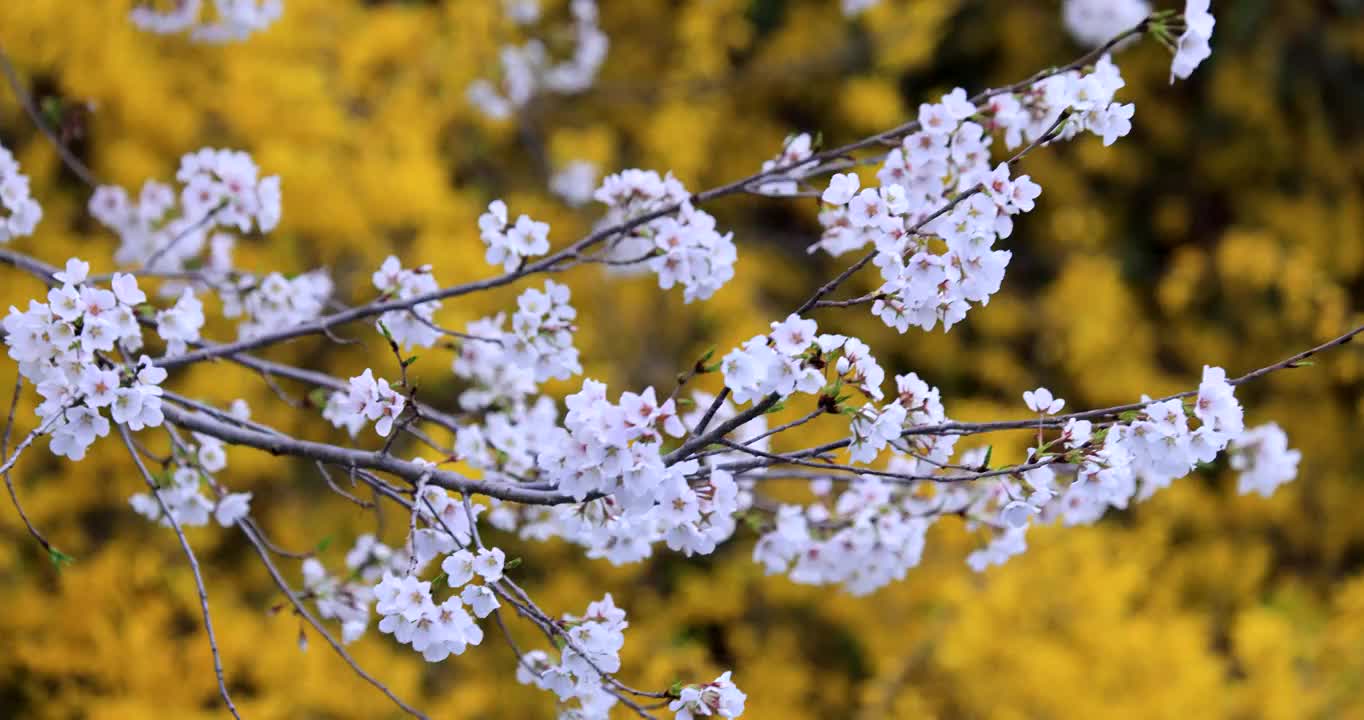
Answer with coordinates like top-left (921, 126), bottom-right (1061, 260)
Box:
top-left (117, 424), bottom-right (242, 720)
top-left (237, 521), bottom-right (431, 720)
top-left (1, 378), bottom-right (58, 554)
top-left (0, 42), bottom-right (99, 186)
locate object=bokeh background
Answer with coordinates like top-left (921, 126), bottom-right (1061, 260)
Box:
top-left (3, 0), bottom-right (1364, 717)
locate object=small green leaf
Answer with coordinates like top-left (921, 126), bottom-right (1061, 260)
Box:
top-left (980, 445), bottom-right (993, 469)
top-left (307, 387), bottom-right (332, 410)
top-left (315, 536), bottom-right (332, 553)
top-left (1118, 410), bottom-right (1140, 422)
top-left (48, 547), bottom-right (75, 569)
top-left (505, 556), bottom-right (523, 570)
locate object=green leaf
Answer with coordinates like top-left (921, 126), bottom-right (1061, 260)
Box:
top-left (1118, 410), bottom-right (1140, 422)
top-left (315, 536), bottom-right (332, 553)
top-left (47, 547), bottom-right (75, 569)
top-left (308, 387), bottom-right (331, 409)
top-left (505, 556), bottom-right (523, 570)
top-left (980, 445), bottom-right (993, 470)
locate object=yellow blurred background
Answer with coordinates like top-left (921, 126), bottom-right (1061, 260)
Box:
top-left (3, 0), bottom-right (1364, 717)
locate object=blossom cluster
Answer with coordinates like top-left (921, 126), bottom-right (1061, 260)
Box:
top-left (747, 358), bottom-right (1303, 588)
top-left (90, 148), bottom-right (280, 271)
top-left (722, 314), bottom-right (889, 408)
top-left (467, 0), bottom-right (608, 120)
top-left (323, 369), bottom-right (407, 437)
top-left (818, 59), bottom-right (1134, 333)
top-left (155, 288), bottom-right (206, 356)
top-left (452, 383), bottom-right (749, 564)
top-left (593, 169), bottom-right (738, 302)
top-left (131, 0), bottom-right (283, 43)
top-left (753, 373), bottom-right (956, 594)
top-left (450, 315), bottom-right (539, 410)
top-left (129, 432), bottom-right (252, 530)
top-left (369, 489), bottom-right (507, 661)
top-left (373, 571), bottom-right (486, 662)
top-left (1229, 423), bottom-right (1302, 498)
top-left (669, 672), bottom-right (749, 720)
top-left (514, 594), bottom-right (632, 716)
top-left (219, 269), bottom-right (333, 340)
top-left (0, 142), bottom-right (42, 243)
top-left (372, 256), bottom-right (442, 349)
top-left (1170, 0), bottom-right (1215, 81)
top-left (754, 133), bottom-right (819, 197)
top-left (506, 281), bottom-right (582, 381)
top-left (3, 259), bottom-right (166, 461)
top-left (302, 489), bottom-right (487, 646)
top-left (478, 200), bottom-right (551, 271)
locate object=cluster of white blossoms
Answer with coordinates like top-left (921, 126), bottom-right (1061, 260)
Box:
top-left (323, 369), bottom-right (406, 438)
top-left (744, 352), bottom-right (1301, 586)
top-left (129, 433), bottom-right (252, 530)
top-left (506, 281), bottom-right (582, 381)
top-left (754, 133), bottom-right (819, 197)
top-left (593, 169), bottom-right (738, 302)
top-left (372, 571), bottom-right (486, 662)
top-left (467, 0), bottom-right (608, 120)
top-left (818, 59), bottom-right (1133, 333)
top-left (446, 383), bottom-right (752, 563)
top-left (1063, 0), bottom-right (1150, 47)
top-left (367, 488), bottom-right (507, 662)
top-left (1170, 0), bottom-right (1215, 81)
top-left (514, 594), bottom-right (632, 716)
top-left (752, 372), bottom-right (957, 595)
top-left (451, 315), bottom-right (539, 410)
top-left (722, 315), bottom-right (887, 407)
top-left (1230, 423), bottom-right (1302, 498)
top-left (669, 672), bottom-right (748, 720)
top-left (3, 260), bottom-right (166, 460)
top-left (301, 534), bottom-right (404, 644)
top-left (177, 148), bottom-right (282, 234)
top-left (372, 256), bottom-right (442, 349)
top-left (479, 200), bottom-right (551, 271)
top-left (131, 0), bottom-right (283, 43)
top-left (155, 288), bottom-right (207, 356)
top-left (219, 269), bottom-right (333, 340)
top-left (90, 148), bottom-right (280, 271)
top-left (0, 142), bottom-right (42, 243)
top-left (537, 380), bottom-right (687, 506)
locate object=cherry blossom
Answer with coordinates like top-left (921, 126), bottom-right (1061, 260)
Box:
top-left (0, 142), bottom-right (42, 243)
